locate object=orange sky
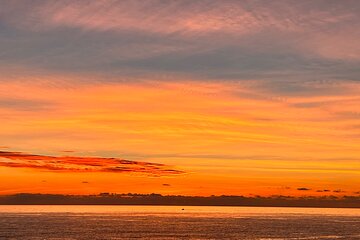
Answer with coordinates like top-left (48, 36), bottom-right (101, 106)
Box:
top-left (1, 78), bottom-right (359, 196)
top-left (0, 1), bottom-right (360, 197)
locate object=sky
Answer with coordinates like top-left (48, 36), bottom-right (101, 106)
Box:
top-left (0, 0), bottom-right (360, 197)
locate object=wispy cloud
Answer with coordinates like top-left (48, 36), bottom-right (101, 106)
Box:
top-left (0, 98), bottom-right (53, 111)
top-left (0, 0), bottom-right (359, 83)
top-left (0, 150), bottom-right (184, 176)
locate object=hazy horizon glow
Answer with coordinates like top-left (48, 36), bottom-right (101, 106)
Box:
top-left (0, 0), bottom-right (359, 197)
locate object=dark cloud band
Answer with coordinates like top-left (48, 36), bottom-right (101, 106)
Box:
top-left (0, 150), bottom-right (184, 176)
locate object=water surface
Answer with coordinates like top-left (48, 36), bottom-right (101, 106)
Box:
top-left (0, 205), bottom-right (359, 239)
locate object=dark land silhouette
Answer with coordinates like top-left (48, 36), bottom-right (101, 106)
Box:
top-left (1, 193), bottom-right (360, 208)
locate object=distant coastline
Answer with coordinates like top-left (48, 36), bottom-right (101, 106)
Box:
top-left (1, 193), bottom-right (360, 208)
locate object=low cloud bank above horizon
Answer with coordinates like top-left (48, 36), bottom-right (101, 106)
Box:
top-left (0, 150), bottom-right (184, 176)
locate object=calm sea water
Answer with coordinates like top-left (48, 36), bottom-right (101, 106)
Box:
top-left (0, 205), bottom-right (360, 239)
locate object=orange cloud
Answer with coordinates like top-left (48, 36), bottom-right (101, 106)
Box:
top-left (0, 151), bottom-right (184, 176)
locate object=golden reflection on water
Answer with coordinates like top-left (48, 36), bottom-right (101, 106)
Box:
top-left (0, 205), bottom-right (359, 216)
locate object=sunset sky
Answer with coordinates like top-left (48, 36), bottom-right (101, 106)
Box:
top-left (0, 0), bottom-right (360, 197)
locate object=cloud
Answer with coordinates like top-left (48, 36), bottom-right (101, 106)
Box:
top-left (0, 98), bottom-right (53, 111)
top-left (0, 150), bottom-right (184, 176)
top-left (0, 0), bottom-right (359, 86)
top-left (3, 0), bottom-right (358, 36)
top-left (297, 187), bottom-right (311, 191)
top-left (2, 193), bottom-right (360, 207)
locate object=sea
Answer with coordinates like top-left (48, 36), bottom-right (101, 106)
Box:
top-left (0, 205), bottom-right (359, 239)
